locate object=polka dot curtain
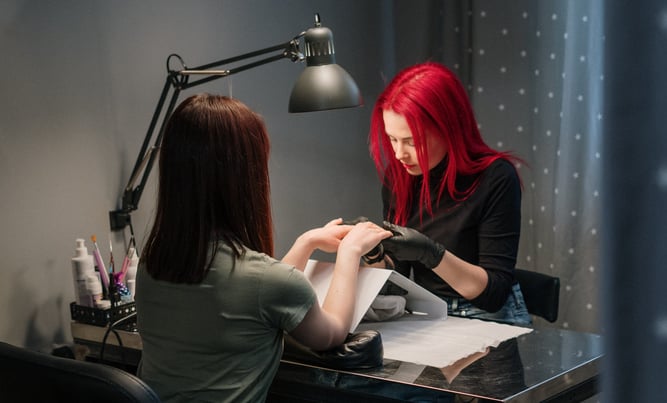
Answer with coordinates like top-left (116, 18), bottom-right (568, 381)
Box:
top-left (389, 0), bottom-right (604, 333)
top-left (467, 1), bottom-right (603, 333)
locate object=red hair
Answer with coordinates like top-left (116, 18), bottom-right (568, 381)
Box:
top-left (369, 62), bottom-right (520, 225)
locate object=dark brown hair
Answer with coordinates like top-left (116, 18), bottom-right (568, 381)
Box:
top-left (142, 94), bottom-right (274, 283)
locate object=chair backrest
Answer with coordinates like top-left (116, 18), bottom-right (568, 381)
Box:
top-left (515, 268), bottom-right (561, 323)
top-left (0, 341), bottom-right (160, 403)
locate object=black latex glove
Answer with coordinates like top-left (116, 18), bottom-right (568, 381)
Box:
top-left (381, 221), bottom-right (446, 269)
top-left (341, 216), bottom-right (370, 225)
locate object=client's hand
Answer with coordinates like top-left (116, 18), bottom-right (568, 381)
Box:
top-left (381, 221), bottom-right (446, 269)
top-left (304, 218), bottom-right (353, 254)
top-left (340, 217), bottom-right (385, 265)
top-left (339, 221), bottom-right (393, 258)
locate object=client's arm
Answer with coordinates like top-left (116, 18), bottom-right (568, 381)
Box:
top-left (289, 222), bottom-right (392, 350)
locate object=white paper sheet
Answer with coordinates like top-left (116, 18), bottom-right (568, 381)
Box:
top-left (303, 260), bottom-right (447, 332)
top-left (356, 316), bottom-right (532, 368)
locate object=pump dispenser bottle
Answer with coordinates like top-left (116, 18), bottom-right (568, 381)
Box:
top-left (71, 238), bottom-right (97, 306)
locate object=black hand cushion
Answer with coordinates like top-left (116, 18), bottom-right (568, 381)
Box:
top-left (282, 330), bottom-right (384, 370)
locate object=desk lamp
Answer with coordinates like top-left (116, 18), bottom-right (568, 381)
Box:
top-left (109, 13), bottom-right (362, 233)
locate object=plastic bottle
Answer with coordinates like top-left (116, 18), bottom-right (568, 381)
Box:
top-left (125, 247), bottom-right (139, 300)
top-left (71, 239), bottom-right (96, 307)
top-left (85, 273), bottom-right (103, 306)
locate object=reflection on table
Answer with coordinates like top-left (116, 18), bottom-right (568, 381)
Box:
top-left (269, 327), bottom-right (602, 402)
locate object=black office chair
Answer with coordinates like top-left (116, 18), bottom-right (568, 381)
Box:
top-left (515, 268), bottom-right (560, 323)
top-left (0, 341), bottom-right (160, 403)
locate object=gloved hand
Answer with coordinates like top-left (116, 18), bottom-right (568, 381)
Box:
top-left (341, 216), bottom-right (370, 226)
top-left (381, 221), bottom-right (446, 269)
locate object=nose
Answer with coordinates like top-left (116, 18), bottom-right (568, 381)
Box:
top-left (394, 143), bottom-right (408, 160)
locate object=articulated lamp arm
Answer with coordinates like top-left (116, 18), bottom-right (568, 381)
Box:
top-left (109, 14), bottom-right (362, 233)
top-left (109, 38), bottom-right (304, 231)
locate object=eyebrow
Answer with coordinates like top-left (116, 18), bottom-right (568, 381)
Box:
top-left (387, 133), bottom-right (413, 142)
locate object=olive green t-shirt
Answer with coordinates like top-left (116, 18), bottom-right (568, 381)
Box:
top-left (135, 244), bottom-right (316, 403)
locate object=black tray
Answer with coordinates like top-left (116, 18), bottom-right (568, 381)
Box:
top-left (69, 301), bottom-right (136, 327)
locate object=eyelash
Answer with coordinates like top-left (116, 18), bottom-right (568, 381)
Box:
top-left (389, 138), bottom-right (414, 147)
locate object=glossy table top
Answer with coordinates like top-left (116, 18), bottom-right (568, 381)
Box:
top-left (273, 327), bottom-right (602, 402)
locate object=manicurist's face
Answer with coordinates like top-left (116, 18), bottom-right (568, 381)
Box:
top-left (383, 109), bottom-right (448, 176)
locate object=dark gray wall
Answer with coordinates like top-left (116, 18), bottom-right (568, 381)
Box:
top-left (0, 0), bottom-right (391, 350)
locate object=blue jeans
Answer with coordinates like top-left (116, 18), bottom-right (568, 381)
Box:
top-left (444, 283), bottom-right (532, 326)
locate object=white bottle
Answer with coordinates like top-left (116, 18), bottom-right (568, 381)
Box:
top-left (86, 273), bottom-right (103, 306)
top-left (71, 238), bottom-right (96, 307)
top-left (125, 247), bottom-right (139, 300)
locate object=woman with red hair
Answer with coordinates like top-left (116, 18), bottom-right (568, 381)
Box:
top-left (369, 62), bottom-right (531, 325)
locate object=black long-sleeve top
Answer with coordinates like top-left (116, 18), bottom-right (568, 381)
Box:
top-left (382, 158), bottom-right (521, 312)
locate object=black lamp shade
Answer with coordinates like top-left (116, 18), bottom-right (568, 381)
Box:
top-left (288, 18), bottom-right (362, 112)
top-left (289, 64), bottom-right (362, 112)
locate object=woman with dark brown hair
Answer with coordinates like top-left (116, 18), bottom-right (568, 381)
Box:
top-left (135, 93), bottom-right (391, 402)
